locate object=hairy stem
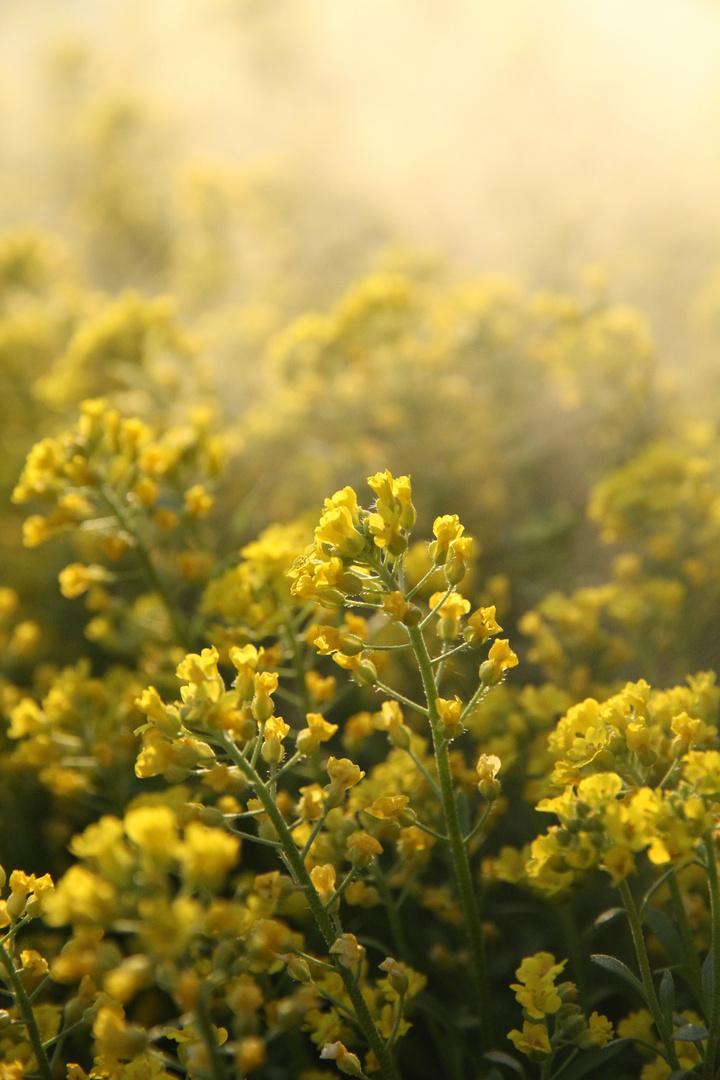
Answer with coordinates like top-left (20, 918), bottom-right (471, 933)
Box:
top-left (618, 878), bottom-right (680, 1071)
top-left (217, 732), bottom-right (401, 1080)
top-left (0, 936), bottom-right (53, 1080)
top-left (407, 624), bottom-right (493, 1049)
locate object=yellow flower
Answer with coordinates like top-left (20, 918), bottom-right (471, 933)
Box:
top-left (364, 795), bottom-right (410, 822)
top-left (184, 484), bottom-right (214, 518)
top-left (480, 639), bottom-right (519, 685)
top-left (315, 505), bottom-right (365, 558)
top-left (435, 695), bottom-right (464, 738)
top-left (430, 591), bottom-right (471, 640)
top-left (310, 863), bottom-right (336, 903)
top-left (176, 646), bottom-right (221, 688)
top-left (229, 643), bottom-right (260, 700)
top-left (305, 670), bottom-right (337, 702)
top-left (93, 1003), bottom-right (148, 1061)
top-left (236, 1035), bottom-right (266, 1074)
top-left (346, 830), bottom-right (383, 867)
top-left (296, 712), bottom-right (339, 755)
top-left (177, 823), bottom-right (240, 890)
top-left (319, 1041), bottom-right (363, 1076)
top-left (429, 515), bottom-right (465, 564)
top-left (586, 1011), bottom-right (614, 1047)
top-left (326, 756), bottom-right (365, 792)
top-left (508, 1020), bottom-right (552, 1056)
top-left (124, 805), bottom-right (180, 865)
top-left (601, 843), bottom-right (635, 885)
top-left (476, 754), bottom-right (502, 800)
top-left (465, 605), bottom-right (502, 647)
top-left (59, 563), bottom-right (113, 599)
top-left (329, 933), bottom-right (365, 969)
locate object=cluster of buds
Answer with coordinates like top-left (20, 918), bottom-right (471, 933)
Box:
top-left (428, 515), bottom-right (473, 585)
top-left (290, 472), bottom-right (417, 607)
top-left (0, 867), bottom-right (55, 925)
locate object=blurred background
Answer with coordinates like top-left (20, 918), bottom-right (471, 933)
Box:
top-left (3, 0), bottom-right (720, 695)
top-left (2, 0), bottom-right (720, 373)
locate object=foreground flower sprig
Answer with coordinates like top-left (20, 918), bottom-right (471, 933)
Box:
top-left (132, 471), bottom-right (514, 1073)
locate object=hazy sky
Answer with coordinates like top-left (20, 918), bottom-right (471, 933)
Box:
top-left (2, 0), bottom-right (720, 353)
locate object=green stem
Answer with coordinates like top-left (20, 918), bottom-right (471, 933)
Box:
top-left (301, 809), bottom-right (331, 861)
top-left (405, 746), bottom-right (442, 798)
top-left (373, 862), bottom-right (411, 964)
top-left (0, 937), bottom-right (53, 1080)
top-left (618, 878), bottom-right (680, 1071)
top-left (667, 868), bottom-right (705, 1011)
top-left (194, 981), bottom-right (227, 1080)
top-left (464, 801), bottom-right (492, 846)
top-left (407, 624), bottom-right (492, 1048)
top-left (703, 832), bottom-right (720, 1079)
top-left (282, 619), bottom-right (313, 716)
top-left (459, 678), bottom-right (489, 726)
top-left (373, 681), bottom-right (428, 716)
top-left (405, 564), bottom-right (440, 600)
top-left (216, 733), bottom-right (401, 1080)
top-left (414, 821), bottom-right (449, 843)
top-left (419, 584), bottom-right (454, 629)
top-left (385, 989), bottom-right (407, 1050)
top-left (326, 866), bottom-right (359, 907)
top-left (100, 484), bottom-right (194, 649)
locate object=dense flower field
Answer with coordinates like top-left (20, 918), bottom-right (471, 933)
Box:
top-left (3, 20), bottom-right (720, 1080)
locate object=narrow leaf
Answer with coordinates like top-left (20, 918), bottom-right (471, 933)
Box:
top-left (594, 907), bottom-right (624, 927)
top-left (483, 1051), bottom-right (528, 1079)
top-left (643, 907), bottom-right (684, 962)
top-left (672, 1023), bottom-right (709, 1042)
top-left (591, 953), bottom-right (645, 998)
top-left (659, 970), bottom-right (675, 1026)
top-left (702, 950), bottom-right (714, 1006)
top-left (552, 1039), bottom-right (628, 1080)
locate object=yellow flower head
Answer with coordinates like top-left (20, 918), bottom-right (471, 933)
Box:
top-left (296, 712), bottom-right (339, 755)
top-left (435, 695), bottom-right (464, 738)
top-left (326, 757), bottom-right (365, 791)
top-left (508, 1020), bottom-right (552, 1057)
top-left (430, 515), bottom-right (465, 564)
top-left (346, 830), bottom-right (383, 867)
top-left (476, 754), bottom-right (502, 800)
top-left (329, 933), bottom-right (365, 969)
top-left (58, 563), bottom-right (113, 600)
top-left (465, 605), bottom-right (502, 647)
top-left (480, 639), bottom-right (519, 685)
top-left (430, 591), bottom-right (471, 641)
top-left (315, 503), bottom-right (365, 558)
top-left (310, 863), bottom-right (337, 903)
top-left (364, 795), bottom-right (410, 822)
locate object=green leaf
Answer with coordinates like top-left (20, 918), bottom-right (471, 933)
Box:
top-left (455, 789), bottom-right (470, 834)
top-left (482, 1051), bottom-right (528, 1079)
top-left (672, 1023), bottom-right (709, 1042)
top-left (643, 906), bottom-right (684, 962)
top-left (594, 907), bottom-right (624, 927)
top-left (702, 950), bottom-right (714, 1005)
top-left (551, 1040), bottom-right (628, 1080)
top-left (659, 970), bottom-right (675, 1027)
top-left (591, 954), bottom-right (645, 998)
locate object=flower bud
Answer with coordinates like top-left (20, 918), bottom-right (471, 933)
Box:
top-left (338, 633), bottom-right (365, 657)
top-left (284, 955), bottom-right (313, 983)
top-left (252, 695), bottom-right (275, 724)
top-left (379, 957), bottom-right (409, 995)
top-left (261, 738), bottom-right (285, 765)
top-left (353, 660), bottom-right (377, 686)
